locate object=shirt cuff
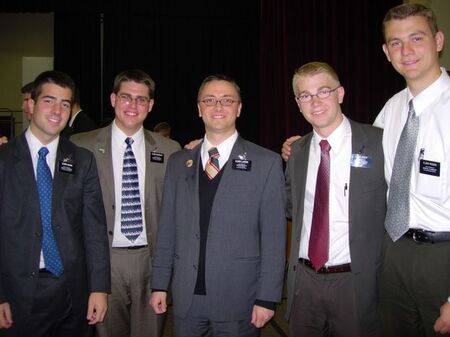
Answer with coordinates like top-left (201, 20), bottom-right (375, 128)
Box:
top-left (254, 299), bottom-right (276, 311)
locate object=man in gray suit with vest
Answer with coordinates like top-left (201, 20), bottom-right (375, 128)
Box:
top-left (285, 62), bottom-right (386, 337)
top-left (71, 69), bottom-right (180, 337)
top-left (150, 74), bottom-right (286, 336)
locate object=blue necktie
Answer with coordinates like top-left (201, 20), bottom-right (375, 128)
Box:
top-left (37, 147), bottom-right (64, 277)
top-left (121, 137), bottom-right (143, 242)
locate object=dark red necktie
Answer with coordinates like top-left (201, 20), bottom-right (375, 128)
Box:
top-left (308, 139), bottom-right (331, 271)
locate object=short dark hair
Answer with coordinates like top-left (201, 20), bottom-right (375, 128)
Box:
top-left (153, 122), bottom-right (171, 133)
top-left (113, 69), bottom-right (155, 98)
top-left (21, 82), bottom-right (34, 94)
top-left (31, 71), bottom-right (75, 103)
top-left (197, 74), bottom-right (241, 101)
top-left (383, 3), bottom-right (438, 40)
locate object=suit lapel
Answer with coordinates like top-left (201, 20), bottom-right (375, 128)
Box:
top-left (53, 139), bottom-right (73, 213)
top-left (13, 134), bottom-right (40, 214)
top-left (93, 126), bottom-right (115, 204)
top-left (144, 131), bottom-right (159, 207)
top-left (348, 120), bottom-right (369, 238)
top-left (187, 144), bottom-right (202, 230)
top-left (292, 133), bottom-right (312, 227)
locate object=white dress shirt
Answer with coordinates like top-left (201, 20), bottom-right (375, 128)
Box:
top-left (374, 68), bottom-right (450, 231)
top-left (201, 131), bottom-right (238, 169)
top-left (111, 121), bottom-right (148, 247)
top-left (25, 128), bottom-right (60, 269)
top-left (299, 116), bottom-right (352, 266)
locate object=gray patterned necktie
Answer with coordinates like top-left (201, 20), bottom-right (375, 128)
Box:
top-left (385, 100), bottom-right (419, 241)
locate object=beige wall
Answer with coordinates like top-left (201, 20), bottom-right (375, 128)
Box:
top-left (0, 13), bottom-right (53, 135)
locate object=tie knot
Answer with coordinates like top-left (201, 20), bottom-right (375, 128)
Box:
top-left (319, 140), bottom-right (331, 153)
top-left (125, 137), bottom-right (134, 146)
top-left (38, 147), bottom-right (49, 158)
top-left (408, 99), bottom-right (416, 117)
top-left (208, 147), bottom-right (219, 158)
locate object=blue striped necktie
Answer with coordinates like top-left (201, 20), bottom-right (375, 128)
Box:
top-left (37, 147), bottom-right (64, 277)
top-left (121, 137), bottom-right (143, 242)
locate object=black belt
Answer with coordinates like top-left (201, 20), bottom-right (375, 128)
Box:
top-left (404, 229), bottom-right (450, 244)
top-left (113, 245), bottom-right (148, 250)
top-left (299, 258), bottom-right (351, 274)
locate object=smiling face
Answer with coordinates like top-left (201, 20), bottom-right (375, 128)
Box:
top-left (197, 80), bottom-right (242, 140)
top-left (383, 15), bottom-right (444, 94)
top-left (28, 83), bottom-right (72, 144)
top-left (294, 72), bottom-right (345, 138)
top-left (110, 80), bottom-right (154, 136)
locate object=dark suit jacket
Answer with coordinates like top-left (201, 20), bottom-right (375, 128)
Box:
top-left (0, 133), bottom-right (111, 326)
top-left (151, 136), bottom-right (286, 320)
top-left (71, 124), bottom-right (181, 253)
top-left (61, 110), bottom-right (97, 139)
top-left (285, 120), bottom-right (386, 332)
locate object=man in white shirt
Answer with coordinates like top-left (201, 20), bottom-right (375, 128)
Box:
top-left (285, 62), bottom-right (386, 337)
top-left (150, 75), bottom-right (286, 336)
top-left (71, 69), bottom-right (181, 337)
top-left (373, 3), bottom-right (450, 336)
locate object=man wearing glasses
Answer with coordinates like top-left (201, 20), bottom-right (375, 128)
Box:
top-left (71, 69), bottom-right (181, 337)
top-left (150, 74), bottom-right (286, 336)
top-left (285, 62), bottom-right (386, 336)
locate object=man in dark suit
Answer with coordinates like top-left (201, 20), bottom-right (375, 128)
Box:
top-left (72, 69), bottom-right (180, 337)
top-left (150, 75), bottom-right (286, 336)
top-left (285, 62), bottom-right (386, 336)
top-left (61, 88), bottom-right (97, 139)
top-left (0, 70), bottom-right (111, 336)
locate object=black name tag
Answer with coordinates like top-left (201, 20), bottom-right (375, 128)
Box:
top-left (58, 161), bottom-right (74, 174)
top-left (232, 159), bottom-right (252, 171)
top-left (420, 159), bottom-right (440, 176)
top-left (150, 152), bottom-right (164, 163)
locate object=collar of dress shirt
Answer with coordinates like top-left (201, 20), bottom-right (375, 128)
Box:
top-left (201, 130), bottom-right (238, 169)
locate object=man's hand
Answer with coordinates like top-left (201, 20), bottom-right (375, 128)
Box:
top-left (184, 139), bottom-right (202, 150)
top-left (250, 305), bottom-right (274, 328)
top-left (281, 135), bottom-right (301, 161)
top-left (0, 136), bottom-right (8, 146)
top-left (434, 301), bottom-right (450, 334)
top-left (150, 291), bottom-right (168, 314)
top-left (0, 302), bottom-right (13, 329)
top-left (86, 292), bottom-right (108, 325)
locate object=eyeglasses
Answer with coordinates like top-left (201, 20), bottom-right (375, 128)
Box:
top-left (200, 97), bottom-right (240, 107)
top-left (295, 86), bottom-right (340, 103)
top-left (117, 93), bottom-right (150, 106)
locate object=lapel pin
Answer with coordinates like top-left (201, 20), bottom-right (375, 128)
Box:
top-left (98, 148), bottom-right (105, 154)
top-left (186, 159), bottom-right (193, 168)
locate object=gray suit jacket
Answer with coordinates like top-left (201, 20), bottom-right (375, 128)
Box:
top-left (151, 136), bottom-right (286, 320)
top-left (0, 134), bottom-right (110, 326)
top-left (71, 124), bottom-right (181, 253)
top-left (285, 120), bottom-right (386, 331)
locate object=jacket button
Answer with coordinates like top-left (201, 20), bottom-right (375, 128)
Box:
top-left (35, 231), bottom-right (41, 237)
top-left (108, 231), bottom-right (113, 236)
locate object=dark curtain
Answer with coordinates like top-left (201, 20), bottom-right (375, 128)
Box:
top-left (101, 1), bottom-right (260, 146)
top-left (54, 11), bottom-right (102, 125)
top-left (5, 0), bottom-right (406, 150)
top-left (260, 0), bottom-right (405, 152)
